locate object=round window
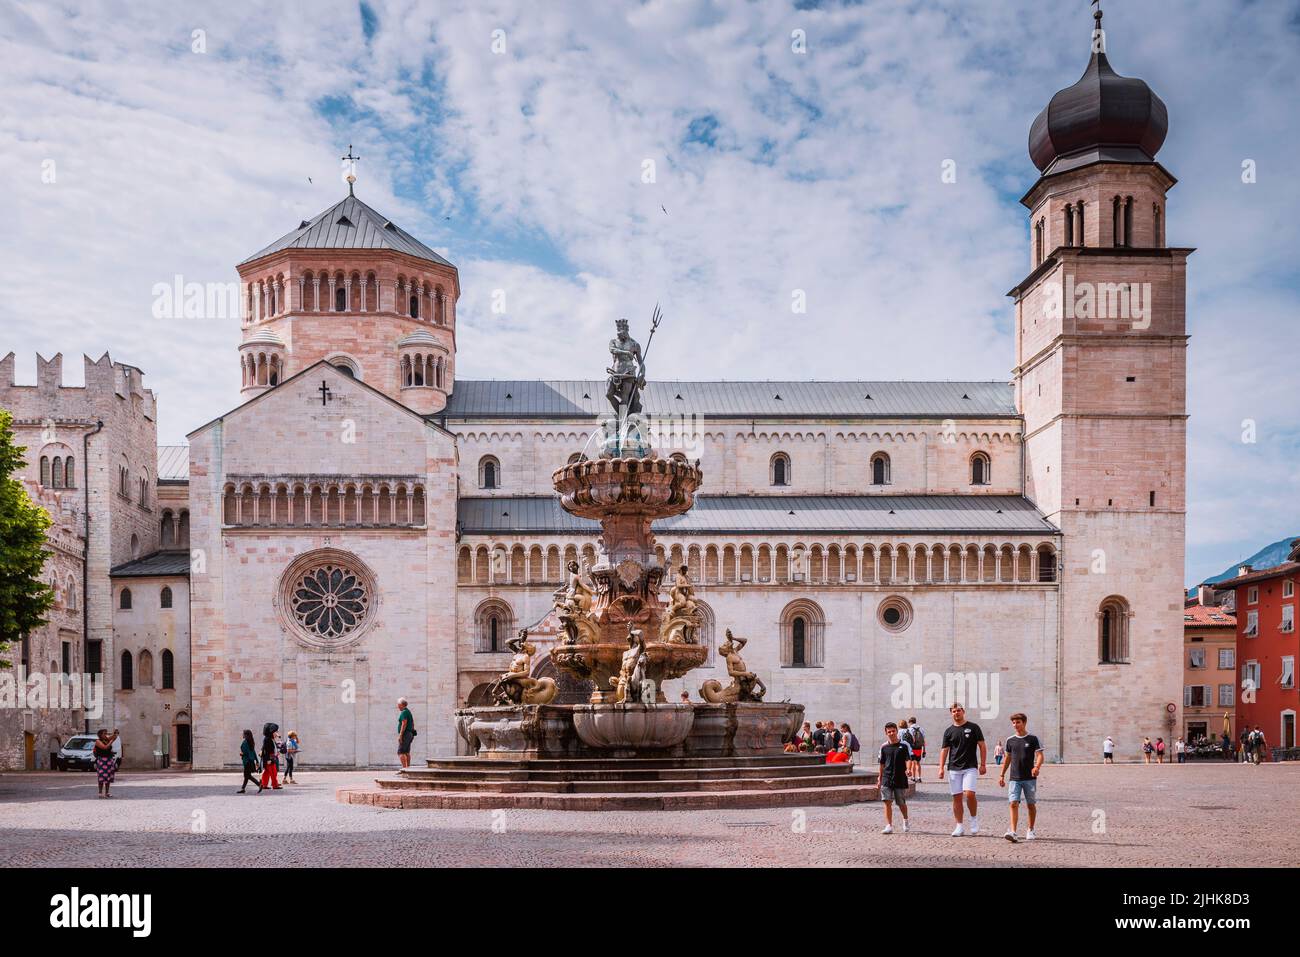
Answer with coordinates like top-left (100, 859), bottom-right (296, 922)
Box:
top-left (877, 596), bottom-right (913, 633)
top-left (277, 549), bottom-right (379, 650)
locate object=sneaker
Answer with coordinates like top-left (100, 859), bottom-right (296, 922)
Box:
top-left (881, 824), bottom-right (894, 834)
top-left (950, 823), bottom-right (965, 837)
top-left (969, 818), bottom-right (979, 835)
top-left (901, 820), bottom-right (910, 833)
top-left (1025, 829), bottom-right (1036, 841)
top-left (1003, 830), bottom-right (1018, 843)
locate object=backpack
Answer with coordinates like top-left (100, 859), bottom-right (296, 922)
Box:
top-left (849, 733), bottom-right (860, 753)
top-left (910, 726), bottom-right (925, 750)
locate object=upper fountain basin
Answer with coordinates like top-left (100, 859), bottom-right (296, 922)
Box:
top-left (553, 456), bottom-right (703, 520)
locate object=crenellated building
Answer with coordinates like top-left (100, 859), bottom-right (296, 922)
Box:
top-left (2, 13), bottom-right (1188, 767)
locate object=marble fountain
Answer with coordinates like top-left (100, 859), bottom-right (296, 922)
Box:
top-left (339, 315), bottom-right (877, 810)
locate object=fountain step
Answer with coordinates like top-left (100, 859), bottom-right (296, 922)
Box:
top-left (398, 762), bottom-right (862, 783)
top-left (374, 771), bottom-right (874, 794)
top-left (338, 782), bottom-right (878, 811)
top-left (423, 754), bottom-right (835, 771)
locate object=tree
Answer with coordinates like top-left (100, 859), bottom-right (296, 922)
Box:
top-left (0, 409), bottom-right (54, 660)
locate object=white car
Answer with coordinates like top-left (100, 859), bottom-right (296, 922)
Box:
top-left (56, 734), bottom-right (122, 771)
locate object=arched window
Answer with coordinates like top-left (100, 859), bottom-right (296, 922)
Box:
top-left (871, 452), bottom-right (891, 486)
top-left (64, 455), bottom-right (75, 488)
top-left (1063, 204), bottom-right (1073, 246)
top-left (780, 599), bottom-right (825, 668)
top-left (409, 295), bottom-right (419, 318)
top-left (1099, 596), bottom-right (1131, 664)
top-left (1153, 203), bottom-right (1162, 247)
top-left (695, 600), bottom-right (717, 667)
top-left (66, 577), bottom-right (76, 610)
top-left (130, 534), bottom-right (140, 559)
top-left (160, 586), bottom-right (173, 609)
top-left (1123, 195), bottom-right (1133, 247)
top-left (1077, 201), bottom-right (1085, 247)
top-left (770, 452), bottom-right (790, 487)
top-left (479, 456), bottom-right (500, 490)
top-left (119, 588), bottom-right (133, 610)
top-left (138, 650), bottom-right (154, 687)
top-left (120, 650), bottom-right (133, 690)
top-left (40, 456), bottom-right (50, 486)
top-left (970, 452), bottom-right (990, 486)
top-left (52, 457), bottom-right (64, 488)
top-left (161, 649), bottom-right (174, 690)
top-left (475, 600), bottom-right (513, 653)
top-left (1112, 195), bottom-right (1123, 246)
top-left (335, 286), bottom-right (347, 312)
top-left (1037, 545), bottom-right (1057, 583)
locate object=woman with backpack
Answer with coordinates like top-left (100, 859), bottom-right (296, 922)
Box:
top-left (840, 723), bottom-right (860, 755)
top-left (258, 723), bottom-right (282, 790)
top-left (1142, 737), bottom-right (1154, 763)
top-left (905, 717), bottom-right (925, 783)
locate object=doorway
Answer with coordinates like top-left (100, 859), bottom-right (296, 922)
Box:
top-left (176, 722), bottom-right (192, 763)
top-left (23, 732), bottom-right (35, 771)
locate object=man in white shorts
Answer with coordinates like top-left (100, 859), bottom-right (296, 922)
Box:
top-left (937, 702), bottom-right (986, 836)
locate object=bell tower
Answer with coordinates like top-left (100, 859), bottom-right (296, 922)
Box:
top-left (1012, 7), bottom-right (1190, 759)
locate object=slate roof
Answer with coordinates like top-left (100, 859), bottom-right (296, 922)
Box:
top-left (157, 445), bottom-right (189, 481)
top-left (110, 551), bottom-right (191, 578)
top-left (442, 380), bottom-right (1017, 420)
top-left (458, 495), bottom-right (1058, 536)
top-left (240, 194), bottom-right (454, 268)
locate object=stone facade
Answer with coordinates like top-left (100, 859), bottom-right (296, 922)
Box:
top-left (0, 353), bottom-right (174, 769)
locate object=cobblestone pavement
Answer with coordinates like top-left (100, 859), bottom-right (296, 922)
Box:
top-left (2, 763), bottom-right (1296, 867)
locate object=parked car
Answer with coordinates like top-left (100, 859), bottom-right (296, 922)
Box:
top-left (56, 735), bottom-right (122, 771)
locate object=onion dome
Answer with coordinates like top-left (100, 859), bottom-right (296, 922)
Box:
top-left (1028, 10), bottom-right (1168, 175)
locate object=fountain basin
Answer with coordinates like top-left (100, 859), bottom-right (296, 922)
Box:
top-left (571, 703), bottom-right (695, 750)
top-left (551, 640), bottom-right (707, 702)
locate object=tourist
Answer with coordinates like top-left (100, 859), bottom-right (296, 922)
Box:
top-left (878, 722), bottom-right (912, 834)
top-left (826, 740), bottom-right (852, 764)
top-left (1142, 737), bottom-right (1154, 763)
top-left (275, 730), bottom-right (288, 776)
top-left (238, 729), bottom-right (261, 794)
top-left (1175, 737), bottom-right (1186, 764)
top-left (938, 702), bottom-right (986, 836)
top-left (284, 731), bottom-right (300, 782)
top-left (679, 690), bottom-right (690, 703)
top-left (898, 718), bottom-right (912, 765)
top-left (258, 723), bottom-right (281, 791)
top-left (994, 740), bottom-right (1004, 766)
top-left (797, 721), bottom-right (813, 750)
top-left (1251, 726), bottom-right (1267, 764)
top-left (1239, 728), bottom-right (1251, 763)
top-left (1155, 737), bottom-right (1166, 764)
top-left (811, 721), bottom-right (826, 752)
top-left (998, 712), bottom-right (1043, 842)
top-left (397, 697), bottom-right (417, 769)
top-left (825, 721), bottom-right (842, 752)
top-left (840, 723), bottom-right (860, 755)
top-left (93, 728), bottom-right (120, 799)
top-left (907, 716), bottom-right (926, 783)
top-left (1103, 735), bottom-right (1115, 763)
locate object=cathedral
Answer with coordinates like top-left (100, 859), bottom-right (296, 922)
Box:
top-left (2, 18), bottom-right (1188, 768)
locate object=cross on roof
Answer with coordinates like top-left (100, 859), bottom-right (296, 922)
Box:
top-left (341, 144), bottom-right (361, 195)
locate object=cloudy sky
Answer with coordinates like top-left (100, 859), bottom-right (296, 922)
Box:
top-left (1, 0), bottom-right (1297, 584)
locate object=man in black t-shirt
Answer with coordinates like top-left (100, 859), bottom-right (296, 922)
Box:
top-left (998, 712), bottom-right (1044, 842)
top-left (877, 723), bottom-right (912, 834)
top-left (937, 703), bottom-right (986, 836)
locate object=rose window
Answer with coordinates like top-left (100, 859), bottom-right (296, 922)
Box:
top-left (290, 563), bottom-right (370, 640)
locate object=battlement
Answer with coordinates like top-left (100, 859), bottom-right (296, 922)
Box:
top-left (0, 352), bottom-right (157, 422)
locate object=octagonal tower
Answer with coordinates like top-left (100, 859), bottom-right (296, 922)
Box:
top-left (236, 192), bottom-right (459, 415)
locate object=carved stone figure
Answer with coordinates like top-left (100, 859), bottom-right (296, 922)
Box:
top-left (489, 629), bottom-right (558, 705)
top-left (700, 629), bottom-right (767, 703)
top-left (554, 560), bottom-right (598, 644)
top-left (605, 318), bottom-right (645, 418)
top-left (660, 563), bottom-right (701, 644)
top-left (609, 624), bottom-right (647, 703)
